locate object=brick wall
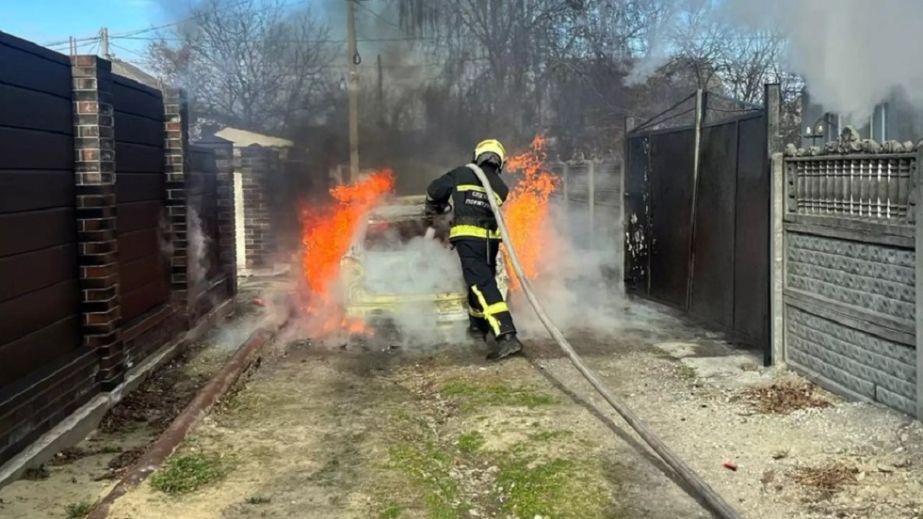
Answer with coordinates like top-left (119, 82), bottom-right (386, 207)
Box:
top-left (0, 31), bottom-right (238, 465)
top-left (237, 145), bottom-right (278, 271)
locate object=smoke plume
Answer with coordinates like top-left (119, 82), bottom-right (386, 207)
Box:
top-left (730, 0), bottom-right (923, 120)
top-left (512, 189), bottom-right (625, 339)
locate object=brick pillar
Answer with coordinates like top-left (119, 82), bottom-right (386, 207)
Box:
top-left (163, 88), bottom-right (190, 311)
top-left (239, 145), bottom-right (275, 271)
top-left (201, 137), bottom-right (238, 293)
top-left (71, 55), bottom-right (124, 390)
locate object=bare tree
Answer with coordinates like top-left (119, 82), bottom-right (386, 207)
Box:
top-left (148, 0), bottom-right (333, 135)
top-left (717, 29), bottom-right (785, 104)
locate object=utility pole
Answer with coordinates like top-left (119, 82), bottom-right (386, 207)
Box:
top-left (346, 0), bottom-right (360, 183)
top-left (68, 36), bottom-right (76, 57)
top-left (100, 27), bottom-right (111, 60)
top-left (376, 54), bottom-right (384, 128)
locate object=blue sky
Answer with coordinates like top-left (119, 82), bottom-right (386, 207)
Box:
top-left (2, 0), bottom-right (172, 57)
top-left (2, 0), bottom-right (401, 65)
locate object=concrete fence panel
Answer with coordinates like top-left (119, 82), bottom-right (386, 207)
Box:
top-left (775, 142), bottom-right (920, 416)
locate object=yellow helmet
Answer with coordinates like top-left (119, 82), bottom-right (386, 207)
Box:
top-left (473, 139), bottom-right (506, 168)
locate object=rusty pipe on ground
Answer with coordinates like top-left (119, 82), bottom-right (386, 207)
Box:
top-left (467, 163), bottom-right (744, 519)
top-left (87, 309), bottom-right (292, 519)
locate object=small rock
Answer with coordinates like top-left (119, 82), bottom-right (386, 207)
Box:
top-left (760, 469), bottom-right (775, 485)
top-left (468, 510), bottom-right (480, 517)
top-left (857, 471), bottom-right (866, 481)
top-left (878, 463), bottom-right (896, 473)
top-left (771, 450), bottom-right (789, 460)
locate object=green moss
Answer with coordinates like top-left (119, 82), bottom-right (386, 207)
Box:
top-left (496, 455), bottom-right (611, 519)
top-left (676, 363), bottom-right (697, 381)
top-left (245, 495), bottom-right (271, 505)
top-left (388, 442), bottom-right (469, 519)
top-left (527, 429), bottom-right (573, 442)
top-left (65, 500), bottom-right (93, 519)
top-left (379, 501), bottom-right (403, 518)
top-left (439, 379), bottom-right (556, 410)
top-left (457, 431), bottom-right (485, 454)
top-left (150, 452), bottom-right (229, 495)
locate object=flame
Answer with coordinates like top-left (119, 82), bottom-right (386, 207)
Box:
top-left (299, 170), bottom-right (395, 335)
top-left (503, 135), bottom-right (560, 289)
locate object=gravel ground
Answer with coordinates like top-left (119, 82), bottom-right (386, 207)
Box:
top-left (531, 302), bottom-right (923, 519)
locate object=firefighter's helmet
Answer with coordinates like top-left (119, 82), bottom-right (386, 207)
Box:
top-left (473, 139), bottom-right (506, 169)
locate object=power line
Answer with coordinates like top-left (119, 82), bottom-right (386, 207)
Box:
top-left (113, 35), bottom-right (430, 44)
top-left (43, 0), bottom-right (304, 48)
top-left (110, 42), bottom-right (150, 61)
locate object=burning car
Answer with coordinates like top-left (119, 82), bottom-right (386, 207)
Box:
top-left (338, 195), bottom-right (510, 338)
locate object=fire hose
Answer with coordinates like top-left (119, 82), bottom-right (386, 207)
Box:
top-left (467, 163), bottom-right (744, 519)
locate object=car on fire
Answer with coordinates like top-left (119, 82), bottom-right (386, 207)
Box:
top-left (338, 195), bottom-right (510, 338)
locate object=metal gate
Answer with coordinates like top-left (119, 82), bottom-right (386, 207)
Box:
top-left (624, 86), bottom-right (780, 356)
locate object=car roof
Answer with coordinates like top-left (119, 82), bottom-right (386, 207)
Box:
top-left (368, 195), bottom-right (427, 222)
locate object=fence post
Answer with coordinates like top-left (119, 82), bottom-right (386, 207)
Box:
top-left (765, 83), bottom-right (783, 367)
top-left (238, 146), bottom-right (275, 273)
top-left (684, 89), bottom-right (705, 311)
top-left (915, 145), bottom-right (923, 418)
top-left (588, 158), bottom-right (596, 247)
top-left (562, 161), bottom-right (569, 211)
top-left (202, 137), bottom-right (238, 295)
top-left (163, 88), bottom-right (190, 316)
top-left (70, 55), bottom-right (124, 390)
top-left (770, 153), bottom-right (786, 368)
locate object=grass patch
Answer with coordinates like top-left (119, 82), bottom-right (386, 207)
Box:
top-left (389, 442), bottom-right (468, 519)
top-left (743, 380), bottom-right (831, 415)
top-left (245, 495), bottom-right (272, 505)
top-left (379, 501), bottom-right (403, 518)
top-left (150, 452), bottom-right (229, 494)
top-left (527, 429), bottom-right (572, 442)
top-left (439, 379), bottom-right (555, 410)
top-left (676, 363), bottom-right (697, 381)
top-left (456, 431), bottom-right (485, 454)
top-left (65, 500), bottom-right (93, 519)
top-left (496, 455), bottom-right (609, 519)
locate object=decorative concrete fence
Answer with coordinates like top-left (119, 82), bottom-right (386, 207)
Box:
top-left (772, 130), bottom-right (922, 417)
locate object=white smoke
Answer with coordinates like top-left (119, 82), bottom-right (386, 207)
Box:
top-left (187, 206), bottom-right (211, 292)
top-left (357, 230), bottom-right (469, 347)
top-left (729, 0), bottom-right (923, 121)
top-left (362, 235), bottom-right (464, 295)
top-left (512, 196), bottom-right (625, 339)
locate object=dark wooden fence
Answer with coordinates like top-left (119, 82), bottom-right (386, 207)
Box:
top-left (0, 31), bottom-right (236, 465)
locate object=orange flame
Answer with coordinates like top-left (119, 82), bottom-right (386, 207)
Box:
top-left (300, 170), bottom-right (395, 335)
top-left (503, 135), bottom-right (560, 289)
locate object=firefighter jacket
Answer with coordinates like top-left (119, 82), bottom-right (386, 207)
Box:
top-left (426, 164), bottom-right (510, 241)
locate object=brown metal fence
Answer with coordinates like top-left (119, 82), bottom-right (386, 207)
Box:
top-left (624, 86), bottom-right (781, 358)
top-left (0, 31), bottom-right (236, 465)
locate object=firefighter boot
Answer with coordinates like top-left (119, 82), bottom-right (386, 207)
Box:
top-left (486, 332), bottom-right (523, 361)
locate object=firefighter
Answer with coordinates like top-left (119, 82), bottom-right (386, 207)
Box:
top-left (424, 139), bottom-right (523, 360)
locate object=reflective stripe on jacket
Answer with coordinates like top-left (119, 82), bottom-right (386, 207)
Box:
top-left (426, 164), bottom-right (509, 242)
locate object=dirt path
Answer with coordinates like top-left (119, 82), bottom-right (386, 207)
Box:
top-left (16, 297), bottom-right (923, 519)
top-left (107, 336), bottom-right (708, 519)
